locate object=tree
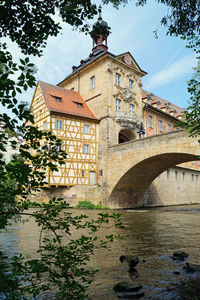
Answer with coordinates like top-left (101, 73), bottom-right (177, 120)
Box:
top-left (0, 48), bottom-right (123, 299)
top-left (177, 61), bottom-right (200, 139)
top-left (0, 0), bottom-right (199, 298)
top-left (0, 1), bottom-right (124, 299)
top-left (135, 0), bottom-right (199, 38)
top-left (134, 0), bottom-right (200, 137)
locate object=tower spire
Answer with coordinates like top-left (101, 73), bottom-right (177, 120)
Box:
top-left (90, 6), bottom-right (110, 53)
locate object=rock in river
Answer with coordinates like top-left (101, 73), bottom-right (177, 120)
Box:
top-left (113, 282), bottom-right (144, 299)
top-left (120, 255), bottom-right (139, 268)
top-left (172, 251), bottom-right (189, 261)
top-left (183, 263), bottom-right (200, 273)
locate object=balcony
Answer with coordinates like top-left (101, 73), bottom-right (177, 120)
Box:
top-left (115, 111), bottom-right (140, 130)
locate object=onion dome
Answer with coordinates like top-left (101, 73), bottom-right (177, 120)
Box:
top-left (90, 6), bottom-right (110, 52)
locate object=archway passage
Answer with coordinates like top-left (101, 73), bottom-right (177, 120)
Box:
top-left (108, 152), bottom-right (199, 208)
top-left (119, 129), bottom-right (136, 144)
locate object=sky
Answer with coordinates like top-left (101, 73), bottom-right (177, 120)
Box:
top-left (4, 0), bottom-right (198, 111)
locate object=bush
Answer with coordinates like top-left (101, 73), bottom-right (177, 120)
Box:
top-left (76, 200), bottom-right (109, 209)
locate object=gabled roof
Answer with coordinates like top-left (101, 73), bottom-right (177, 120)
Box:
top-left (38, 81), bottom-right (99, 121)
top-left (142, 89), bottom-right (185, 119)
top-left (58, 49), bottom-right (107, 85)
top-left (116, 52), bottom-right (147, 76)
top-left (58, 49), bottom-right (147, 86)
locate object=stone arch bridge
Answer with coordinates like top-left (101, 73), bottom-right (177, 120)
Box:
top-left (106, 130), bottom-right (200, 208)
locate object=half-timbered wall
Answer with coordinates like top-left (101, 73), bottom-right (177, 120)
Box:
top-left (30, 84), bottom-right (98, 187)
top-left (31, 85), bottom-right (50, 130)
top-left (50, 115), bottom-right (98, 186)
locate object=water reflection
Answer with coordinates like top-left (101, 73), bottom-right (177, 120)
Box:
top-left (0, 205), bottom-right (200, 299)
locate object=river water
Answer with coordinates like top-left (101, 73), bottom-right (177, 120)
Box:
top-left (1, 204), bottom-right (200, 299)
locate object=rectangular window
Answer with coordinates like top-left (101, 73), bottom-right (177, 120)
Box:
top-left (90, 76), bottom-right (95, 89)
top-left (158, 120), bottom-right (163, 132)
top-left (82, 170), bottom-right (85, 177)
top-left (56, 120), bottom-right (63, 130)
top-left (130, 104), bottom-right (134, 113)
top-left (148, 115), bottom-right (153, 128)
top-left (56, 142), bottom-right (62, 151)
top-left (175, 170), bottom-right (178, 180)
top-left (129, 79), bottom-right (134, 89)
top-left (183, 172), bottom-right (185, 181)
top-left (84, 124), bottom-right (90, 134)
top-left (168, 124), bottom-right (171, 132)
top-left (115, 73), bottom-right (121, 86)
top-left (116, 99), bottom-right (121, 111)
top-left (83, 144), bottom-right (89, 154)
top-left (192, 174), bottom-right (194, 182)
top-left (196, 175), bottom-right (198, 182)
top-left (43, 121), bottom-right (47, 130)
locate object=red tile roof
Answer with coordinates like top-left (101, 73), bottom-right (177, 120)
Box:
top-left (38, 81), bottom-right (99, 121)
top-left (142, 90), bottom-right (185, 115)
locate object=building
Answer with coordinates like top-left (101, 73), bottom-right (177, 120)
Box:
top-left (30, 8), bottom-right (200, 207)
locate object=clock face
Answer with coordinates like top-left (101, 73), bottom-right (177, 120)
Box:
top-left (123, 55), bottom-right (132, 65)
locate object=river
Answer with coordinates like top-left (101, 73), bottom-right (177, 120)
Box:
top-left (1, 204), bottom-right (200, 299)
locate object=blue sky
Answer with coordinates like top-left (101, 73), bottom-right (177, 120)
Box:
top-left (5, 1), bottom-right (197, 110)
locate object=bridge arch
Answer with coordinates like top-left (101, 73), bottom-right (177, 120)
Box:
top-left (107, 131), bottom-right (200, 208)
top-left (108, 152), bottom-right (199, 208)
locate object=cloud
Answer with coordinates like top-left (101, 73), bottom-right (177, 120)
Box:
top-left (145, 53), bottom-right (197, 90)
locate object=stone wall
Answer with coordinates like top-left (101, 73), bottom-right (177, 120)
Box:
top-left (31, 184), bottom-right (107, 207)
top-left (138, 166), bottom-right (200, 207)
top-left (31, 165), bottom-right (200, 208)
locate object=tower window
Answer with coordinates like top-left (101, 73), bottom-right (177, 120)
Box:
top-left (129, 79), bottom-right (134, 89)
top-left (56, 120), bottom-right (63, 130)
top-left (148, 115), bottom-right (153, 128)
top-left (83, 144), bottom-right (89, 154)
top-left (90, 76), bottom-right (95, 89)
top-left (168, 124), bottom-right (171, 132)
top-left (116, 99), bottom-right (121, 111)
top-left (130, 104), bottom-right (134, 113)
top-left (115, 73), bottom-right (121, 86)
top-left (158, 120), bottom-right (163, 132)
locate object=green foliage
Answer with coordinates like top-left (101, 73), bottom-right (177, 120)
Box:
top-left (0, 0), bottom-right (126, 56)
top-left (0, 198), bottom-right (122, 299)
top-left (76, 200), bottom-right (110, 209)
top-left (177, 62), bottom-right (200, 141)
top-left (0, 48), bottom-right (123, 297)
top-left (0, 2), bottom-right (126, 296)
top-left (135, 0), bottom-right (200, 39)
